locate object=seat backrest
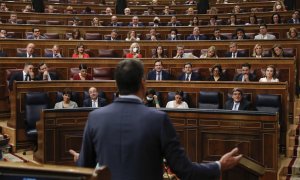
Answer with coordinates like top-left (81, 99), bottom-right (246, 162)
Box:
top-left (25, 92), bottom-right (49, 131)
top-left (84, 33), bottom-right (102, 40)
top-left (255, 94), bottom-right (281, 112)
top-left (92, 68), bottom-right (114, 80)
top-left (46, 20), bottom-right (62, 25)
top-left (69, 68), bottom-right (80, 80)
top-left (198, 91), bottom-right (221, 109)
top-left (26, 19), bottom-right (42, 24)
top-left (44, 33), bottom-right (59, 39)
top-left (167, 92), bottom-right (189, 106)
top-left (98, 49), bottom-right (117, 57)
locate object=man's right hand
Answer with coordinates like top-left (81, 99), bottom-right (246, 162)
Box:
top-left (69, 149), bottom-right (79, 162)
top-left (219, 147), bottom-right (242, 171)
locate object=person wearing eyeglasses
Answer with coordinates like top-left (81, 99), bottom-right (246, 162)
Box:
top-left (27, 27), bottom-right (45, 40)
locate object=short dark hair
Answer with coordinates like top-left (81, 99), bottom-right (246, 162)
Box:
top-left (175, 90), bottom-right (184, 97)
top-left (146, 89), bottom-right (156, 96)
top-left (154, 59), bottom-right (162, 65)
top-left (242, 63), bottom-right (251, 69)
top-left (24, 62), bottom-right (33, 68)
top-left (115, 59), bottom-right (144, 95)
top-left (232, 88), bottom-right (243, 95)
top-left (184, 62), bottom-right (192, 68)
top-left (170, 28), bottom-right (178, 34)
top-left (38, 62), bottom-right (46, 69)
top-left (63, 88), bottom-right (72, 96)
top-left (235, 28), bottom-right (245, 34)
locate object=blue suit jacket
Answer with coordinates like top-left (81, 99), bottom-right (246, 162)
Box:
top-left (225, 51), bottom-right (247, 58)
top-left (147, 70), bottom-right (170, 80)
top-left (186, 34), bottom-right (207, 40)
top-left (224, 99), bottom-right (251, 110)
top-left (178, 72), bottom-right (201, 81)
top-left (233, 73), bottom-right (256, 81)
top-left (78, 98), bottom-right (220, 180)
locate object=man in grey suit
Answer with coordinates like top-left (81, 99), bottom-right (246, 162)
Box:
top-left (254, 24), bottom-right (276, 40)
top-left (75, 59), bottom-right (242, 179)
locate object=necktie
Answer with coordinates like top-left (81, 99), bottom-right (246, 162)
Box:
top-left (25, 74), bottom-right (30, 81)
top-left (157, 72), bottom-right (161, 81)
top-left (185, 74), bottom-right (189, 81)
top-left (233, 103), bottom-right (238, 110)
top-left (92, 101), bottom-right (96, 108)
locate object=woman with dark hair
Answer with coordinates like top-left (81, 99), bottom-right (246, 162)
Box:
top-left (228, 14), bottom-right (237, 26)
top-left (73, 64), bottom-right (93, 80)
top-left (271, 13), bottom-right (282, 24)
top-left (144, 89), bottom-right (160, 108)
top-left (54, 88), bottom-right (78, 109)
top-left (72, 43), bottom-right (90, 58)
top-left (271, 44), bottom-right (286, 57)
top-left (259, 65), bottom-right (279, 82)
top-left (207, 64), bottom-right (227, 81)
top-left (189, 16), bottom-right (201, 26)
top-left (166, 90), bottom-right (189, 109)
top-left (152, 45), bottom-right (167, 58)
top-left (245, 14), bottom-right (258, 25)
top-left (69, 29), bottom-right (83, 40)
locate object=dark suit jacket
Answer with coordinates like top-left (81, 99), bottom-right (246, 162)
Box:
top-left (0, 51), bottom-right (7, 57)
top-left (17, 53), bottom-right (37, 58)
top-left (186, 34), bottom-right (207, 40)
top-left (44, 53), bottom-right (63, 58)
top-left (207, 75), bottom-right (227, 81)
top-left (224, 99), bottom-right (251, 110)
top-left (35, 72), bottom-right (58, 81)
top-left (167, 36), bottom-right (181, 40)
top-left (103, 36), bottom-right (121, 41)
top-left (27, 35), bottom-right (46, 39)
top-left (82, 98), bottom-right (107, 107)
top-left (224, 51), bottom-right (247, 58)
top-left (167, 22), bottom-right (182, 26)
top-left (287, 18), bottom-right (300, 24)
top-left (147, 70), bottom-right (170, 80)
top-left (128, 23), bottom-right (144, 27)
top-left (77, 97), bottom-right (220, 179)
top-left (178, 72), bottom-right (200, 81)
top-left (9, 71), bottom-right (31, 90)
top-left (233, 73), bottom-right (256, 81)
top-left (210, 35), bottom-right (228, 40)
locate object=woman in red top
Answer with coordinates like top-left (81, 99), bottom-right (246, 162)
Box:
top-left (73, 64), bottom-right (93, 80)
top-left (125, 42), bottom-right (142, 59)
top-left (72, 43), bottom-right (90, 59)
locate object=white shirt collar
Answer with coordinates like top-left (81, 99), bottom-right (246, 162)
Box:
top-left (119, 94), bottom-right (142, 102)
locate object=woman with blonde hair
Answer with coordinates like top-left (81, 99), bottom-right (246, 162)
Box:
top-left (273, 0), bottom-right (286, 12)
top-left (125, 30), bottom-right (140, 41)
top-left (252, 44), bottom-right (264, 58)
top-left (259, 65), bottom-right (279, 82)
top-left (287, 27), bottom-right (299, 39)
top-left (126, 42), bottom-right (142, 58)
top-left (200, 46), bottom-right (218, 58)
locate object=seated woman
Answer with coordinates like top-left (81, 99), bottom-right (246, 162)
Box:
top-left (91, 17), bottom-right (102, 26)
top-left (125, 30), bottom-right (140, 41)
top-left (287, 27), bottom-right (299, 39)
top-left (271, 13), bottom-right (282, 24)
top-left (152, 45), bottom-right (167, 58)
top-left (200, 46), bottom-right (218, 58)
top-left (72, 43), bottom-right (90, 58)
top-left (228, 14), bottom-right (237, 26)
top-left (69, 29), bottom-right (84, 40)
top-left (273, 0), bottom-right (287, 12)
top-left (166, 91), bottom-right (189, 109)
top-left (54, 88), bottom-right (78, 109)
top-left (207, 64), bottom-right (227, 81)
top-left (252, 44), bottom-right (264, 58)
top-left (271, 44), bottom-right (286, 57)
top-left (189, 16), bottom-right (201, 27)
top-left (186, 7), bottom-right (194, 15)
top-left (144, 89), bottom-right (160, 108)
top-left (73, 64), bottom-right (93, 80)
top-left (259, 65), bottom-right (279, 82)
top-left (245, 14), bottom-right (258, 25)
top-left (126, 42), bottom-right (142, 58)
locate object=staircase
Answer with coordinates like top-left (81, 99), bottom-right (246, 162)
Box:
top-left (279, 98), bottom-right (300, 179)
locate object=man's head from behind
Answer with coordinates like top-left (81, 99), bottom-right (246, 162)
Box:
top-left (115, 59), bottom-right (144, 95)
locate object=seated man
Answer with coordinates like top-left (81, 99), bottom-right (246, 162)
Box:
top-left (27, 27), bottom-right (45, 40)
top-left (8, 13), bottom-right (22, 24)
top-left (105, 7), bottom-right (112, 15)
top-left (0, 3), bottom-right (9, 11)
top-left (224, 88), bottom-right (251, 110)
top-left (167, 28), bottom-right (180, 40)
top-left (9, 62), bottom-right (35, 90)
top-left (128, 16), bottom-right (144, 27)
top-left (225, 42), bottom-right (246, 58)
top-left (186, 27), bottom-right (207, 40)
top-left (173, 45), bottom-right (197, 58)
top-left (147, 60), bottom-right (170, 81)
top-left (145, 28), bottom-right (160, 41)
top-left (109, 16), bottom-right (121, 26)
top-left (254, 24), bottom-right (276, 40)
top-left (233, 63), bottom-right (256, 82)
top-left (124, 8), bottom-right (131, 15)
top-left (35, 62), bottom-right (58, 81)
top-left (167, 16), bottom-right (181, 26)
top-left (210, 28), bottom-right (228, 40)
top-left (17, 43), bottom-right (37, 58)
top-left (0, 29), bottom-right (7, 39)
top-left (83, 87), bottom-right (107, 108)
top-left (45, 44), bottom-right (63, 58)
top-left (178, 62), bottom-right (200, 81)
top-left (104, 29), bottom-right (120, 40)
top-left (287, 10), bottom-right (299, 24)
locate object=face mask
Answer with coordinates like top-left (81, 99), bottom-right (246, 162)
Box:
top-left (146, 96), bottom-right (153, 101)
top-left (133, 47), bottom-right (138, 53)
top-left (276, 4), bottom-right (282, 10)
top-left (171, 34), bottom-right (176, 39)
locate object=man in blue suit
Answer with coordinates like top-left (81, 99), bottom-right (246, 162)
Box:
top-left (147, 60), bottom-right (170, 80)
top-left (186, 26), bottom-right (207, 40)
top-left (82, 87), bottom-right (107, 108)
top-left (44, 44), bottom-right (63, 58)
top-left (178, 62), bottom-right (201, 81)
top-left (233, 63), bottom-right (256, 82)
top-left (76, 59), bottom-right (242, 179)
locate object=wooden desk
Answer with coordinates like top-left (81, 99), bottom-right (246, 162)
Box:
top-left (34, 108), bottom-right (278, 180)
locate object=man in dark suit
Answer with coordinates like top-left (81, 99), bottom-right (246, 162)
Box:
top-left (147, 60), bottom-right (170, 80)
top-left (224, 88), bottom-right (251, 110)
top-left (210, 28), bottom-right (228, 40)
top-left (186, 26), bottom-right (207, 40)
top-left (0, 50), bottom-right (7, 57)
top-left (9, 62), bottom-right (35, 91)
top-left (104, 29), bottom-right (120, 40)
top-left (287, 10), bottom-right (299, 24)
top-left (44, 44), bottom-right (63, 58)
top-left (17, 43), bottom-right (37, 58)
top-left (167, 16), bottom-right (181, 26)
top-left (224, 42), bottom-right (246, 58)
top-left (35, 62), bottom-right (58, 81)
top-left (75, 59), bottom-right (242, 179)
top-left (128, 16), bottom-right (144, 27)
top-left (83, 87), bottom-right (107, 108)
top-left (109, 16), bottom-right (121, 26)
top-left (27, 27), bottom-right (45, 40)
top-left (178, 62), bottom-right (201, 81)
top-left (233, 63), bottom-right (256, 82)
